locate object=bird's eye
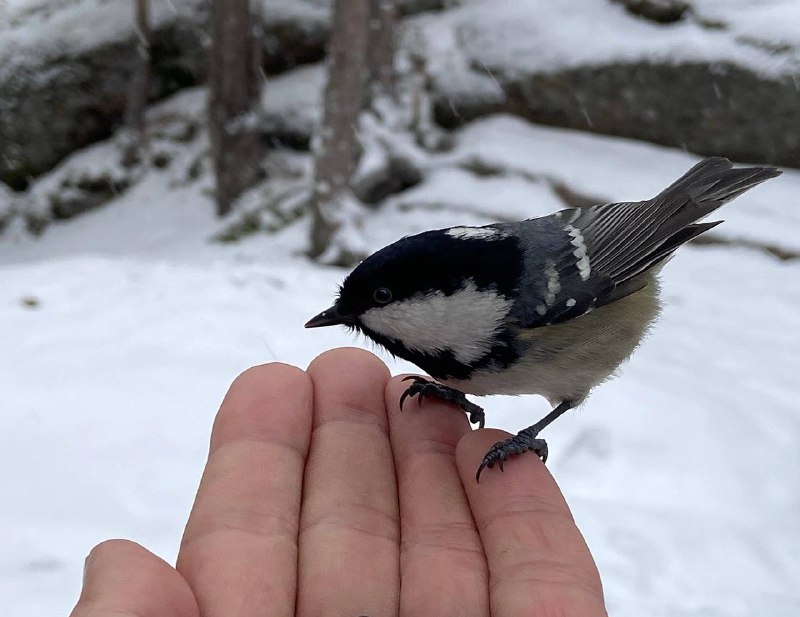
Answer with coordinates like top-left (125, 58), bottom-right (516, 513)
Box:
top-left (373, 287), bottom-right (393, 304)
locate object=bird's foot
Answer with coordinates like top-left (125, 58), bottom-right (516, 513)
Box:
top-left (399, 376), bottom-right (485, 428)
top-left (476, 428), bottom-right (548, 482)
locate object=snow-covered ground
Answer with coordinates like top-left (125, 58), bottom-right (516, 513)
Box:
top-left (1, 111), bottom-right (799, 616)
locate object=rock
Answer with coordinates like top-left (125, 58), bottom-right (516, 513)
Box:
top-left (397, 0), bottom-right (450, 16)
top-left (0, 1), bottom-right (208, 190)
top-left (352, 153), bottom-right (424, 205)
top-left (434, 60), bottom-right (800, 170)
top-left (0, 182), bottom-right (14, 233)
top-left (0, 0), bottom-right (451, 189)
top-left (422, 0), bottom-right (800, 169)
top-left (0, 1), bottom-right (329, 189)
top-left (612, 0), bottom-right (691, 24)
top-left (47, 167), bottom-right (132, 220)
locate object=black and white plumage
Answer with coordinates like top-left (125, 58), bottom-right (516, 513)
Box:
top-left (306, 158), bottom-right (781, 479)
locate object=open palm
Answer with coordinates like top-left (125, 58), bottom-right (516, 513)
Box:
top-left (71, 348), bottom-right (606, 617)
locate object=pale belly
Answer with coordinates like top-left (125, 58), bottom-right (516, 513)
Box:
top-left (441, 281), bottom-right (662, 405)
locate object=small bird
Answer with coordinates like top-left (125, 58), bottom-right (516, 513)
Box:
top-left (306, 158), bottom-right (780, 480)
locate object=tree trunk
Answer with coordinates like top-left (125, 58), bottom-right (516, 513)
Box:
top-left (309, 0), bottom-right (371, 262)
top-left (121, 0), bottom-right (151, 165)
top-left (366, 0), bottom-right (397, 104)
top-left (126, 0), bottom-right (150, 138)
top-left (209, 0), bottom-right (264, 217)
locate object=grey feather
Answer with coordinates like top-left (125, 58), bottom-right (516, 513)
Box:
top-left (506, 157), bottom-right (780, 328)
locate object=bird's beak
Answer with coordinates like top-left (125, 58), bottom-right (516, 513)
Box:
top-left (304, 303), bottom-right (353, 328)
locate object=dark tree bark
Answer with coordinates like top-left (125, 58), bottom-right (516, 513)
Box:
top-left (209, 0), bottom-right (264, 217)
top-left (366, 0), bottom-right (397, 104)
top-left (309, 0), bottom-right (371, 261)
top-left (126, 0), bottom-right (151, 139)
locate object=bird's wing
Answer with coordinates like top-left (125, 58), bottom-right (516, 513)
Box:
top-left (509, 158), bottom-right (780, 328)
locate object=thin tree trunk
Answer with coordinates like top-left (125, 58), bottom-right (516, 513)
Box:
top-left (366, 0), bottom-right (397, 104)
top-left (125, 0), bottom-right (150, 153)
top-left (309, 0), bottom-right (371, 260)
top-left (209, 0), bottom-right (263, 217)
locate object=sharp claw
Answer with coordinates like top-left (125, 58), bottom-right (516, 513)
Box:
top-left (498, 459), bottom-right (504, 472)
top-left (399, 391), bottom-right (410, 410)
top-left (476, 460), bottom-right (492, 483)
top-left (402, 375), bottom-right (420, 383)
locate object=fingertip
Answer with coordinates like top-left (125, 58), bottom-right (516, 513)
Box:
top-left (83, 539), bottom-right (149, 581)
top-left (385, 374), bottom-right (473, 461)
top-left (455, 429), bottom-right (567, 509)
top-left (226, 363), bottom-right (312, 411)
top-left (384, 374), bottom-right (420, 413)
top-left (307, 347), bottom-right (390, 383)
top-left (455, 433), bottom-right (605, 616)
top-left (76, 540), bottom-right (198, 617)
top-left (211, 362), bottom-right (313, 454)
top-left (455, 429), bottom-right (510, 481)
top-left (307, 347), bottom-right (391, 428)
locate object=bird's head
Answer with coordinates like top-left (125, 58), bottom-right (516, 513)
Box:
top-left (305, 226), bottom-right (523, 377)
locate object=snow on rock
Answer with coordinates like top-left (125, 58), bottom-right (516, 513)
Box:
top-left (417, 0), bottom-right (800, 168)
top-left (0, 0), bottom-right (330, 188)
top-left (443, 0), bottom-right (799, 75)
top-left (261, 63), bottom-right (326, 149)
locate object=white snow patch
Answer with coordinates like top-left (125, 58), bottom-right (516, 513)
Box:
top-left (416, 0), bottom-right (800, 85)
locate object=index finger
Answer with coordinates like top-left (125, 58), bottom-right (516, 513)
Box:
top-left (177, 363), bottom-right (314, 617)
top-left (456, 429), bottom-right (607, 617)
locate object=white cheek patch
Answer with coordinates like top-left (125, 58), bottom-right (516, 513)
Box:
top-left (360, 280), bottom-right (512, 365)
top-left (446, 226), bottom-right (506, 241)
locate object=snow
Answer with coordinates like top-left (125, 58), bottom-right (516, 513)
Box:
top-left (0, 0), bottom-right (202, 71)
top-left (261, 63), bottom-right (326, 138)
top-left (0, 0), bottom-right (327, 80)
top-left (448, 115), bottom-right (800, 253)
top-left (693, 0), bottom-right (800, 50)
top-left (2, 107), bottom-right (799, 616)
top-left (414, 0), bottom-right (800, 101)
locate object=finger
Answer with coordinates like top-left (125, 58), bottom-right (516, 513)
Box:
top-left (298, 348), bottom-right (399, 617)
top-left (386, 376), bottom-right (489, 617)
top-left (456, 430), bottom-right (607, 617)
top-left (71, 539), bottom-right (198, 617)
top-left (177, 363), bottom-right (313, 617)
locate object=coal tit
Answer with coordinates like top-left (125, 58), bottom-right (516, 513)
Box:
top-left (306, 158), bottom-right (780, 480)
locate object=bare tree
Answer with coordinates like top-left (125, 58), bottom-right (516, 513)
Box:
top-left (309, 0), bottom-right (371, 262)
top-left (209, 0), bottom-right (263, 217)
top-left (366, 0), bottom-right (397, 104)
top-left (121, 0), bottom-right (150, 162)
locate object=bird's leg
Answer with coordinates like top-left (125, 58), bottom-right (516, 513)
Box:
top-left (476, 400), bottom-right (574, 482)
top-left (399, 376), bottom-right (486, 428)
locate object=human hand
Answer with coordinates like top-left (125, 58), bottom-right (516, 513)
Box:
top-left (71, 347), bottom-right (606, 616)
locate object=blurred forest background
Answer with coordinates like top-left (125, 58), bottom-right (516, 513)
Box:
top-left (1, 0), bottom-right (798, 260)
top-left (1, 1), bottom-right (799, 616)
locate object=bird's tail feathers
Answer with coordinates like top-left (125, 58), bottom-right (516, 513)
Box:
top-left (579, 157), bottom-right (780, 306)
top-left (656, 157), bottom-right (781, 216)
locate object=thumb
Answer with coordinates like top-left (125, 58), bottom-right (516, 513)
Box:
top-left (71, 539), bottom-right (199, 617)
